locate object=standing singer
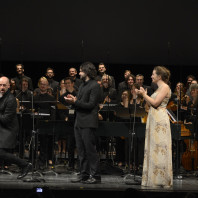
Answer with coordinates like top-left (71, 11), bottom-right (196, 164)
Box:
top-left (136, 66), bottom-right (173, 188)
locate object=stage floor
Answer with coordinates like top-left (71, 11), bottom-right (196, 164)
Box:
top-left (1, 164), bottom-right (198, 198)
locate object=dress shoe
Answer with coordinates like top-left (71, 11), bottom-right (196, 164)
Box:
top-left (71, 175), bottom-right (89, 183)
top-left (17, 163), bottom-right (32, 179)
top-left (82, 176), bottom-right (101, 184)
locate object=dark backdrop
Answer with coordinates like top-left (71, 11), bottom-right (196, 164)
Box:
top-left (0, 0), bottom-right (198, 89)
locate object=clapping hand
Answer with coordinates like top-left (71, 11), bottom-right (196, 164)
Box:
top-left (135, 87), bottom-right (147, 97)
top-left (64, 94), bottom-right (77, 104)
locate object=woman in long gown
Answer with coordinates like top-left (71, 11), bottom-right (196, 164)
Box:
top-left (136, 66), bottom-right (173, 188)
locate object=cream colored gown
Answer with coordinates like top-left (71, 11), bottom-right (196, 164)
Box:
top-left (141, 87), bottom-right (173, 187)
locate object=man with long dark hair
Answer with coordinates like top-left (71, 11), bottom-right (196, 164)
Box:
top-left (64, 62), bottom-right (101, 184)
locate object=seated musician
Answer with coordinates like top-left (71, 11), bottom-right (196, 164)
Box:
top-left (115, 85), bottom-right (146, 168)
top-left (57, 79), bottom-right (66, 99)
top-left (10, 78), bottom-right (18, 97)
top-left (185, 83), bottom-right (198, 124)
top-left (117, 74), bottom-right (135, 103)
top-left (99, 74), bottom-right (117, 121)
top-left (136, 74), bottom-right (156, 96)
top-left (96, 62), bottom-right (116, 88)
top-left (168, 82), bottom-right (187, 121)
top-left (117, 70), bottom-right (131, 96)
top-left (58, 77), bottom-right (77, 170)
top-left (15, 77), bottom-right (32, 112)
top-left (33, 76), bottom-right (56, 169)
top-left (129, 83), bottom-right (146, 171)
top-left (114, 90), bottom-right (130, 167)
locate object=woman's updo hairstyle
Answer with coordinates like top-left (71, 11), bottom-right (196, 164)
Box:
top-left (154, 66), bottom-right (171, 85)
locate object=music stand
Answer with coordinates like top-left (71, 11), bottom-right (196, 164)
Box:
top-left (23, 95), bottom-right (45, 182)
top-left (42, 101), bottom-right (69, 175)
top-left (18, 100), bottom-right (32, 159)
top-left (99, 104), bottom-right (117, 163)
top-left (115, 105), bottom-right (146, 185)
top-left (168, 99), bottom-right (183, 180)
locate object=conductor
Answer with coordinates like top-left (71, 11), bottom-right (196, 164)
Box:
top-left (0, 76), bottom-right (32, 179)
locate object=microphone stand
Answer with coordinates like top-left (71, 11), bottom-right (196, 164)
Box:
top-left (124, 97), bottom-right (141, 185)
top-left (23, 92), bottom-right (45, 182)
top-left (175, 86), bottom-right (183, 180)
top-left (108, 91), bottom-right (116, 165)
top-left (17, 90), bottom-right (24, 159)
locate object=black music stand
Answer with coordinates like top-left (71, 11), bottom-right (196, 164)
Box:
top-left (99, 103), bottom-right (117, 163)
top-left (169, 99), bottom-right (183, 180)
top-left (23, 95), bottom-right (45, 182)
top-left (42, 102), bottom-right (68, 175)
top-left (115, 105), bottom-right (146, 185)
top-left (18, 100), bottom-right (32, 159)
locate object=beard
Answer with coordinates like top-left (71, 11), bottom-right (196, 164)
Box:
top-left (0, 92), bottom-right (3, 98)
top-left (80, 75), bottom-right (86, 82)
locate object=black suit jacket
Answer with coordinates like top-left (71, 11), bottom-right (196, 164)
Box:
top-left (0, 90), bottom-right (18, 148)
top-left (74, 79), bottom-right (100, 128)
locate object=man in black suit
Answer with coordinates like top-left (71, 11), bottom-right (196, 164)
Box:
top-left (0, 76), bottom-right (32, 179)
top-left (64, 62), bottom-right (101, 184)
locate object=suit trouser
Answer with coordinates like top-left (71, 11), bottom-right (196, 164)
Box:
top-left (0, 148), bottom-right (27, 168)
top-left (74, 127), bottom-right (100, 178)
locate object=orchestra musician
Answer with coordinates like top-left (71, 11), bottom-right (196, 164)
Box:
top-left (13, 64), bottom-right (33, 91)
top-left (185, 83), bottom-right (198, 124)
top-left (168, 82), bottom-right (187, 121)
top-left (33, 77), bottom-right (56, 169)
top-left (45, 67), bottom-right (59, 97)
top-left (58, 77), bottom-right (77, 170)
top-left (97, 63), bottom-right (116, 88)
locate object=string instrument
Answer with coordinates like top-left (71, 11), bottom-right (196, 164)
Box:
top-left (181, 137), bottom-right (198, 171)
top-left (167, 95), bottom-right (187, 112)
top-left (167, 101), bottom-right (177, 112)
top-left (177, 122), bottom-right (198, 171)
top-left (16, 98), bottom-right (20, 113)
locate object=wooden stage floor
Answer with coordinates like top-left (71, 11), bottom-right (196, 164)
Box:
top-left (1, 164), bottom-right (198, 198)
